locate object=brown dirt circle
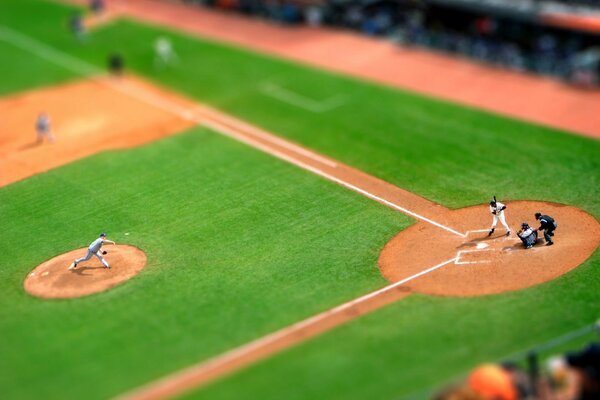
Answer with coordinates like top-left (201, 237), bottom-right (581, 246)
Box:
top-left (24, 245), bottom-right (147, 299)
top-left (379, 200), bottom-right (600, 297)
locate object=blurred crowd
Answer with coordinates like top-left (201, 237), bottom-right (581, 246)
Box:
top-left (435, 323), bottom-right (600, 400)
top-left (180, 0), bottom-right (600, 86)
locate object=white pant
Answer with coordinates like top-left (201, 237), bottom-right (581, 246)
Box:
top-left (491, 213), bottom-right (510, 232)
top-left (75, 249), bottom-right (109, 268)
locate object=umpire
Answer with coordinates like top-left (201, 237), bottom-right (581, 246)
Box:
top-left (535, 212), bottom-right (557, 246)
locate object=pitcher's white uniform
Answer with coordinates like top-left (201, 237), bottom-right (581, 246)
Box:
top-left (489, 200), bottom-right (511, 236)
top-left (69, 233), bottom-right (115, 270)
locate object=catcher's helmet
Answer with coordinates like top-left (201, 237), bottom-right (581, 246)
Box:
top-left (535, 212), bottom-right (542, 219)
top-left (521, 222), bottom-right (529, 229)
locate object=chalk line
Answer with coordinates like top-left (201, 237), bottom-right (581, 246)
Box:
top-left (0, 24), bottom-right (466, 237)
top-left (117, 256), bottom-right (458, 400)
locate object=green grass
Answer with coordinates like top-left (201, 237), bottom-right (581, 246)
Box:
top-left (188, 252), bottom-right (600, 400)
top-left (0, 0), bottom-right (598, 399)
top-left (0, 130), bottom-right (406, 399)
top-left (2, 0), bottom-right (598, 213)
top-left (0, 39), bottom-right (76, 95)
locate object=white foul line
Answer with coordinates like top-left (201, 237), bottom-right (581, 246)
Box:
top-left (0, 24), bottom-right (465, 238)
top-left (116, 256), bottom-right (457, 400)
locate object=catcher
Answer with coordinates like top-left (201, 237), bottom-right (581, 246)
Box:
top-left (517, 222), bottom-right (537, 249)
top-left (69, 233), bottom-right (115, 270)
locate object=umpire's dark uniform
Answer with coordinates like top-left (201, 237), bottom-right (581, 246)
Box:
top-left (535, 213), bottom-right (557, 245)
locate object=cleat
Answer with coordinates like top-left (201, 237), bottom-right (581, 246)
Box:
top-left (506, 231), bottom-right (511, 237)
top-left (546, 241), bottom-right (554, 246)
top-left (526, 245), bottom-right (532, 249)
top-left (488, 228), bottom-right (495, 236)
top-left (68, 262), bottom-right (77, 270)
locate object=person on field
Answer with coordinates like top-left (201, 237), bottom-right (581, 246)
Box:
top-left (154, 37), bottom-right (179, 68)
top-left (36, 112), bottom-right (55, 144)
top-left (68, 12), bottom-right (85, 40)
top-left (488, 196), bottom-right (511, 237)
top-left (517, 222), bottom-right (537, 249)
top-left (108, 52), bottom-right (125, 76)
top-left (535, 212), bottom-right (557, 246)
top-left (90, 0), bottom-right (105, 15)
top-left (69, 233), bottom-right (116, 270)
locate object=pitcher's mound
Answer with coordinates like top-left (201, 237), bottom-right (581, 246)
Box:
top-left (24, 245), bottom-right (147, 299)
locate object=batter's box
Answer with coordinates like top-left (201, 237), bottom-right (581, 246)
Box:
top-left (455, 249), bottom-right (494, 266)
top-left (465, 229), bottom-right (512, 241)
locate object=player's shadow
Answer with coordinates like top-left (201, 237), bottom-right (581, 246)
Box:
top-left (503, 238), bottom-right (545, 252)
top-left (18, 141), bottom-right (42, 151)
top-left (456, 232), bottom-right (514, 249)
top-left (71, 265), bottom-right (105, 276)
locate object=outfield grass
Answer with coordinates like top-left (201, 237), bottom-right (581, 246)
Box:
top-left (189, 251), bottom-right (600, 399)
top-left (0, 130), bottom-right (407, 399)
top-left (0, 0), bottom-right (598, 399)
top-left (2, 0), bottom-right (598, 213)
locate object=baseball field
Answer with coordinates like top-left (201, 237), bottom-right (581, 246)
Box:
top-left (1, 0), bottom-right (599, 399)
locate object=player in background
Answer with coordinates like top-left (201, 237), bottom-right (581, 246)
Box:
top-left (154, 37), bottom-right (179, 69)
top-left (36, 113), bottom-right (55, 144)
top-left (90, 0), bottom-right (105, 15)
top-left (488, 196), bottom-right (511, 236)
top-left (69, 233), bottom-right (116, 270)
top-left (108, 52), bottom-right (125, 76)
top-left (535, 212), bottom-right (557, 246)
top-left (68, 12), bottom-right (85, 40)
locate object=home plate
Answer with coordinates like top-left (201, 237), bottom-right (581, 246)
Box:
top-left (476, 243), bottom-right (489, 249)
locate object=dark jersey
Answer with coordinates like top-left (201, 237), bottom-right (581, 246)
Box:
top-left (538, 215), bottom-right (556, 230)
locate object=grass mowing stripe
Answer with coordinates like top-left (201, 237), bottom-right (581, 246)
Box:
top-left (188, 254), bottom-right (600, 400)
top-left (0, 129), bottom-right (409, 399)
top-left (0, 25), bottom-right (466, 238)
top-left (0, 1), bottom-right (598, 399)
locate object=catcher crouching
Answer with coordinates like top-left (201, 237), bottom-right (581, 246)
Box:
top-left (517, 223), bottom-right (537, 249)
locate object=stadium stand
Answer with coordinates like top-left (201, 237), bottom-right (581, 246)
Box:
top-left (179, 0), bottom-right (600, 86)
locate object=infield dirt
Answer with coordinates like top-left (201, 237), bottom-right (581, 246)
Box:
top-left (65, 0), bottom-right (600, 139)
top-left (0, 75), bottom-right (195, 187)
top-left (5, 74), bottom-right (599, 397)
top-left (24, 245), bottom-right (147, 299)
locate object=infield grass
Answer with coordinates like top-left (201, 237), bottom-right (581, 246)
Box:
top-left (0, 129), bottom-right (406, 399)
top-left (0, 0), bottom-right (599, 399)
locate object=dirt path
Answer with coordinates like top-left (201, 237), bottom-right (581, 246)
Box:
top-left (2, 28), bottom-right (598, 395)
top-left (24, 245), bottom-right (147, 299)
top-left (0, 76), bottom-right (195, 187)
top-left (65, 0), bottom-right (600, 139)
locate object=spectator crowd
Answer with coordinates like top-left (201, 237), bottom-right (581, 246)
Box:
top-left (179, 0), bottom-right (600, 86)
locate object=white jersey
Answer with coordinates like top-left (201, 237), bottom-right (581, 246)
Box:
top-left (155, 38), bottom-right (172, 57)
top-left (88, 237), bottom-right (105, 253)
top-left (490, 201), bottom-right (506, 216)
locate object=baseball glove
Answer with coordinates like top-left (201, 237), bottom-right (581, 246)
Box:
top-left (492, 211), bottom-right (497, 215)
top-left (102, 251), bottom-right (108, 255)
